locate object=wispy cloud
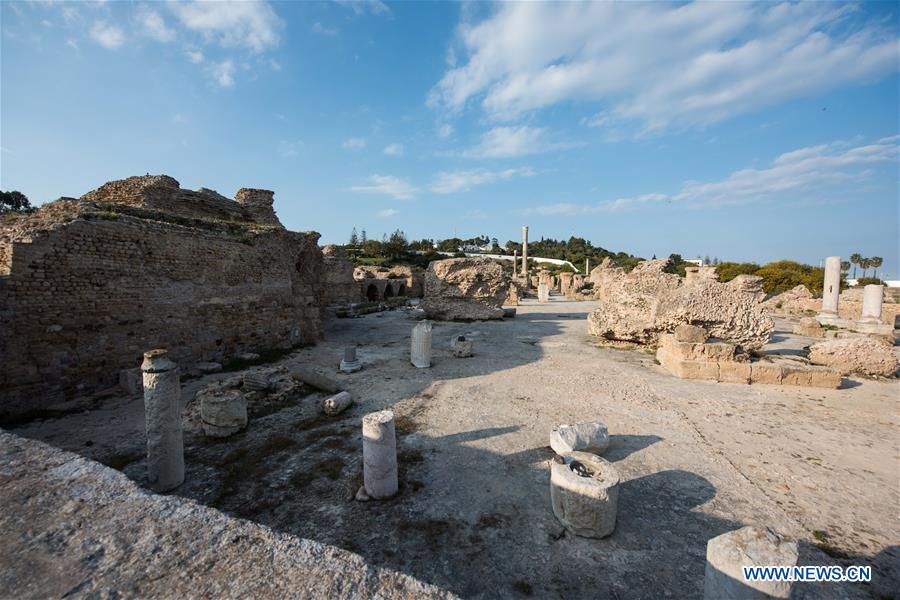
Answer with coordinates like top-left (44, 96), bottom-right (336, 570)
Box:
top-left (89, 20), bottom-right (124, 49)
top-left (377, 208), bottom-right (399, 218)
top-left (430, 3), bottom-right (899, 133)
top-left (186, 50), bottom-right (204, 64)
top-left (312, 22), bottom-right (339, 36)
top-left (462, 126), bottom-right (572, 158)
top-left (137, 7), bottom-right (175, 43)
top-left (383, 143), bottom-right (404, 156)
top-left (429, 167), bottom-right (535, 194)
top-left (335, 1), bottom-right (390, 17)
top-left (209, 60), bottom-right (236, 88)
top-left (342, 137), bottom-right (367, 150)
top-left (436, 123), bottom-right (454, 139)
top-left (350, 175), bottom-right (418, 200)
top-left (524, 136), bottom-right (900, 215)
top-left (168, 1), bottom-right (283, 53)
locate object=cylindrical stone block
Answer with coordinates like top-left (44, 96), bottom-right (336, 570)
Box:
top-left (411, 321), bottom-right (432, 368)
top-left (550, 451), bottom-right (619, 538)
top-left (860, 284), bottom-right (884, 323)
top-left (323, 391), bottom-right (353, 415)
top-left (703, 526), bottom-right (798, 600)
top-left (819, 256), bottom-right (841, 318)
top-left (142, 349), bottom-right (184, 492)
top-left (340, 346), bottom-right (362, 373)
top-left (200, 389), bottom-right (247, 438)
top-left (362, 410), bottom-right (398, 499)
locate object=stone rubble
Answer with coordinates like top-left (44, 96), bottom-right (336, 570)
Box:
top-left (808, 337), bottom-right (899, 377)
top-left (421, 258), bottom-right (509, 321)
top-left (550, 422), bottom-right (610, 456)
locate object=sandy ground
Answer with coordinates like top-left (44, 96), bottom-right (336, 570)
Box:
top-left (9, 298), bottom-right (899, 599)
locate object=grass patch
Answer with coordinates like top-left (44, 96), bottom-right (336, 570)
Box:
top-left (394, 415), bottom-right (420, 433)
top-left (812, 530), bottom-right (829, 541)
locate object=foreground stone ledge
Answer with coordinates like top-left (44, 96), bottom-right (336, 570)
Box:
top-left (0, 430), bottom-right (455, 600)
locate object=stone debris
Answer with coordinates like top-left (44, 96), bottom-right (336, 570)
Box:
top-left (550, 422), bottom-right (609, 456)
top-left (200, 388), bottom-right (248, 438)
top-left (196, 362), bottom-right (224, 374)
top-left (674, 324), bottom-right (708, 343)
top-left (761, 284), bottom-right (814, 314)
top-left (588, 259), bottom-right (773, 350)
top-left (793, 316), bottom-right (825, 337)
top-left (808, 337), bottom-right (899, 377)
top-left (322, 391), bottom-right (353, 416)
top-left (421, 258), bottom-right (509, 321)
top-left (288, 366), bottom-right (342, 393)
top-left (450, 336), bottom-right (473, 358)
top-left (243, 372), bottom-right (272, 392)
top-left (502, 307), bottom-right (517, 318)
top-left (703, 526), bottom-right (798, 600)
top-left (141, 349), bottom-right (184, 492)
top-left (550, 451), bottom-right (619, 539)
top-left (238, 352), bottom-right (260, 361)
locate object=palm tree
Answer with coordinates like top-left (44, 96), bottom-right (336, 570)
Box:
top-left (849, 253), bottom-right (862, 279)
top-left (860, 257), bottom-right (871, 278)
top-left (841, 261), bottom-right (850, 274)
top-left (870, 256), bottom-right (883, 280)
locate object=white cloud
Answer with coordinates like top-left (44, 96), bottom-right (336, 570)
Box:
top-left (463, 126), bottom-right (570, 158)
top-left (350, 175), bottom-right (418, 200)
top-left (89, 20), bottom-right (124, 49)
top-left (335, 1), bottom-right (390, 16)
top-left (383, 143), bottom-right (404, 156)
top-left (430, 3), bottom-right (899, 132)
top-left (436, 123), bottom-right (453, 139)
top-left (209, 60), bottom-right (236, 88)
top-left (186, 50), bottom-right (204, 64)
top-left (524, 136), bottom-right (900, 215)
top-left (171, 113), bottom-right (188, 125)
top-left (66, 39), bottom-right (79, 50)
top-left (377, 208), bottom-right (399, 218)
top-left (278, 140), bottom-right (303, 158)
top-left (342, 137), bottom-right (367, 150)
top-left (168, 1), bottom-right (282, 52)
top-left (312, 22), bottom-right (339, 36)
top-left (429, 167), bottom-right (536, 194)
top-left (137, 7), bottom-right (175, 43)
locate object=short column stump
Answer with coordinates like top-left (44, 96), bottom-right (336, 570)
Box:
top-left (550, 451), bottom-right (619, 538)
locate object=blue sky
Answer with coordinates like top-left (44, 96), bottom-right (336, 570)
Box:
top-left (2, 1), bottom-right (898, 276)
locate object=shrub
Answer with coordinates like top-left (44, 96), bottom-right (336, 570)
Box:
top-left (853, 277), bottom-right (885, 286)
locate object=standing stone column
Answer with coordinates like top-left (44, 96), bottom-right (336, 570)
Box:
top-left (142, 349), bottom-right (184, 492)
top-left (859, 284), bottom-right (884, 323)
top-left (817, 256), bottom-right (841, 323)
top-left (362, 410), bottom-right (398, 499)
top-left (513, 250), bottom-right (518, 279)
top-left (521, 226), bottom-right (529, 278)
top-left (411, 321), bottom-right (432, 368)
top-left (538, 283), bottom-right (550, 303)
top-left (340, 346), bottom-right (362, 373)
top-left (703, 526), bottom-right (798, 599)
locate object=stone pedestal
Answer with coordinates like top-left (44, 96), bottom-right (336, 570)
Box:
top-left (200, 389), bottom-right (248, 438)
top-left (538, 283), bottom-right (550, 303)
top-left (142, 349), bottom-right (184, 492)
top-left (550, 451), bottom-right (619, 538)
top-left (703, 526), bottom-right (798, 600)
top-left (859, 284), bottom-right (884, 324)
top-left (362, 410), bottom-right (398, 499)
top-left (323, 391), bottom-right (353, 415)
top-left (411, 321), bottom-right (432, 368)
top-left (340, 346), bottom-right (362, 373)
top-left (817, 256), bottom-right (841, 324)
top-left (450, 335), bottom-right (473, 358)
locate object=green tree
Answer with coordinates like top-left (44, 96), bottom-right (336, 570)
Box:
top-left (383, 229), bottom-right (408, 258)
top-left (360, 229), bottom-right (368, 244)
top-left (716, 262), bottom-right (761, 282)
top-left (849, 253), bottom-right (861, 279)
top-left (870, 256), bottom-right (883, 279)
top-left (349, 227), bottom-right (359, 246)
top-left (0, 190), bottom-right (34, 213)
top-left (437, 237), bottom-right (463, 252)
top-left (860, 257), bottom-right (871, 278)
top-left (840, 261), bottom-right (850, 275)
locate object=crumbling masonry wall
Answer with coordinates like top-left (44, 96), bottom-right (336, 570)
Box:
top-left (0, 176), bottom-right (324, 418)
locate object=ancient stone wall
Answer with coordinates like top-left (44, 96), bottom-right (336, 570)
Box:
top-left (321, 245), bottom-right (362, 305)
top-left (0, 177), bottom-right (323, 418)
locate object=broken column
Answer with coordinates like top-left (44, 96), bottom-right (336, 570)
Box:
top-left (451, 335), bottom-right (473, 358)
top-left (521, 226), bottom-right (529, 278)
top-left (200, 388), bottom-right (248, 438)
top-left (340, 346), bottom-right (362, 373)
top-left (703, 526), bottom-right (798, 600)
top-left (538, 283), bottom-right (550, 303)
top-left (817, 256), bottom-right (841, 324)
top-left (859, 284), bottom-right (884, 324)
top-left (550, 422), bottom-right (609, 455)
top-left (323, 391), bottom-right (353, 415)
top-left (141, 349), bottom-right (184, 492)
top-left (362, 409), bottom-right (398, 499)
top-left (550, 451), bottom-right (619, 538)
top-left (410, 320), bottom-right (433, 368)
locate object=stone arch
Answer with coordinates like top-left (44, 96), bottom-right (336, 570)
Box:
top-left (397, 283), bottom-right (406, 296)
top-left (366, 284), bottom-right (378, 301)
top-left (383, 283), bottom-right (395, 299)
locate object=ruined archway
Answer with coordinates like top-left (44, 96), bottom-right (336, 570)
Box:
top-left (383, 284), bottom-right (394, 299)
top-left (397, 284), bottom-right (406, 296)
top-left (366, 284), bottom-right (378, 301)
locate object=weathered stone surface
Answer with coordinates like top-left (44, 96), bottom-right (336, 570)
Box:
top-left (450, 336), bottom-right (473, 358)
top-left (550, 422), bottom-right (609, 455)
top-left (321, 245), bottom-right (362, 305)
top-left (199, 388), bottom-right (248, 438)
top-left (779, 364), bottom-right (842, 389)
top-left (761, 284), bottom-right (813, 315)
top-left (674, 324), bottom-right (708, 343)
top-left (550, 452), bottom-right (619, 539)
top-left (411, 321), bottom-right (433, 368)
top-left (704, 526), bottom-right (798, 600)
top-left (0, 431), bottom-right (455, 599)
top-left (792, 316), bottom-right (824, 337)
top-left (0, 175), bottom-right (325, 418)
top-left (421, 258), bottom-right (509, 321)
top-left (809, 337), bottom-right (899, 377)
top-left (588, 260), bottom-right (773, 349)
top-left (363, 410), bottom-right (398, 499)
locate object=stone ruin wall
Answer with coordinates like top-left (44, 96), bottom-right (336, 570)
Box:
top-left (0, 176), bottom-right (324, 418)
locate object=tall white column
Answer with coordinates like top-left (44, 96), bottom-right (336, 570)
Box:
top-left (142, 349), bottom-right (184, 492)
top-left (363, 410), bottom-right (398, 499)
top-left (410, 321), bottom-right (432, 368)
top-left (860, 284), bottom-right (884, 323)
top-left (817, 256), bottom-right (841, 322)
top-left (521, 226), bottom-right (529, 278)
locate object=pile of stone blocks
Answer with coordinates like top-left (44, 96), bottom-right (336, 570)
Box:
top-left (656, 325), bottom-right (841, 388)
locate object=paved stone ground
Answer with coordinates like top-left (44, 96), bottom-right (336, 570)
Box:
top-left (7, 298), bottom-right (899, 599)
